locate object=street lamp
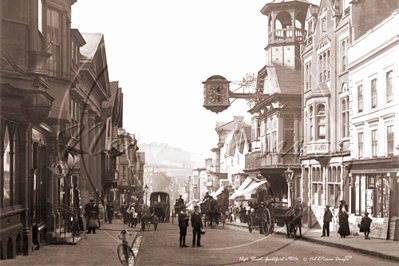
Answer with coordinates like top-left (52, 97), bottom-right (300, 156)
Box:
top-left (284, 166), bottom-right (294, 207)
top-left (144, 184), bottom-right (149, 205)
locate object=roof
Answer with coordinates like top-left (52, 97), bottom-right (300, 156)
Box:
top-left (80, 33), bottom-right (103, 60)
top-left (307, 82), bottom-right (331, 100)
top-left (271, 64), bottom-right (302, 94)
top-left (102, 81), bottom-right (119, 108)
top-left (261, 0), bottom-right (311, 15)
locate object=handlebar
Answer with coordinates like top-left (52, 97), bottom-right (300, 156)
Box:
top-left (118, 229), bottom-right (132, 239)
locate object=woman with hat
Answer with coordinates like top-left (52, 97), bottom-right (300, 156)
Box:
top-left (338, 200), bottom-right (350, 238)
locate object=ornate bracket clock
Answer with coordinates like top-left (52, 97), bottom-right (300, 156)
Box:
top-left (203, 75), bottom-right (230, 113)
top-left (203, 75), bottom-right (270, 113)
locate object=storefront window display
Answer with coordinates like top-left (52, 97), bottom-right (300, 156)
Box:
top-left (353, 174), bottom-right (389, 218)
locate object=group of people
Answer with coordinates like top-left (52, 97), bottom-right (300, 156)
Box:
top-left (178, 205), bottom-right (204, 248)
top-left (322, 200), bottom-right (372, 240)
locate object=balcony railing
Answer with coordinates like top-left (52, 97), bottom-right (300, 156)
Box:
top-left (268, 28), bottom-right (306, 43)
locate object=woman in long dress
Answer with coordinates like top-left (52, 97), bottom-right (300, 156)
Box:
top-left (338, 200), bottom-right (350, 238)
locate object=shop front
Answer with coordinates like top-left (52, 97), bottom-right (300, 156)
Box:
top-left (348, 159), bottom-right (399, 239)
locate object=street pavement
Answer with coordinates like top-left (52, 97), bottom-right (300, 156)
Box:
top-left (136, 221), bottom-right (398, 266)
top-left (1, 218), bottom-right (140, 266)
top-left (2, 218), bottom-right (397, 266)
top-left (226, 220), bottom-right (399, 262)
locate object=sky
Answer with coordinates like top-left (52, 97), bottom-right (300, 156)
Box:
top-left (72, 0), bottom-right (320, 157)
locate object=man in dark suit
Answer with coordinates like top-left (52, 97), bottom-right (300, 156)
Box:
top-left (178, 206), bottom-right (189, 247)
top-left (191, 205), bottom-right (203, 247)
top-left (177, 195), bottom-right (185, 206)
top-left (85, 199), bottom-right (99, 234)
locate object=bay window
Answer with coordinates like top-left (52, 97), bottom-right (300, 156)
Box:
top-left (47, 8), bottom-right (60, 77)
top-left (309, 106), bottom-right (313, 142)
top-left (317, 104), bottom-right (326, 140)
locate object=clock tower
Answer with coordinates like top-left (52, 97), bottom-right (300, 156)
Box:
top-left (261, 0), bottom-right (309, 70)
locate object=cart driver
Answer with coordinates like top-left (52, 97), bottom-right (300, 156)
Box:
top-left (203, 192), bottom-right (212, 202)
top-left (177, 195), bottom-right (185, 206)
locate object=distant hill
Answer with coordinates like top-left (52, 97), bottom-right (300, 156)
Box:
top-left (138, 142), bottom-right (207, 169)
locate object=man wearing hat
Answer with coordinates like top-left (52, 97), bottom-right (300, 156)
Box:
top-left (85, 199), bottom-right (99, 234)
top-left (191, 205), bottom-right (203, 247)
top-left (322, 205), bottom-right (333, 237)
top-left (178, 205), bottom-right (189, 247)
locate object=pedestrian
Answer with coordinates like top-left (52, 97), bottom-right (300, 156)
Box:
top-left (128, 205), bottom-right (136, 227)
top-left (321, 205), bottom-right (332, 237)
top-left (191, 205), bottom-right (203, 247)
top-left (106, 201), bottom-right (114, 224)
top-left (360, 212), bottom-right (372, 240)
top-left (120, 202), bottom-right (128, 224)
top-left (179, 206), bottom-right (189, 247)
top-left (338, 200), bottom-right (350, 238)
top-left (85, 199), bottom-right (99, 234)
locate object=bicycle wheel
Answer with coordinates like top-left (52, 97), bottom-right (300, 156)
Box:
top-left (117, 244), bottom-right (135, 266)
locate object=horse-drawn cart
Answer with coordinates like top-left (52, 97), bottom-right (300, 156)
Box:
top-left (150, 192), bottom-right (170, 223)
top-left (200, 198), bottom-right (222, 228)
top-left (248, 202), bottom-right (293, 236)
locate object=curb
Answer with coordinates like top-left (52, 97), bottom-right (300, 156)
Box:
top-left (226, 222), bottom-right (399, 262)
top-left (297, 235), bottom-right (399, 262)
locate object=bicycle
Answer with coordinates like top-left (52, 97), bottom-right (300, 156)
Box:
top-left (117, 229), bottom-right (136, 266)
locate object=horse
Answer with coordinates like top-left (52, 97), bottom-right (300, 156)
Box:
top-left (284, 205), bottom-right (303, 239)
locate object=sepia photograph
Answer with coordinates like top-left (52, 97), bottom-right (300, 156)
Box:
top-left (0, 0), bottom-right (398, 265)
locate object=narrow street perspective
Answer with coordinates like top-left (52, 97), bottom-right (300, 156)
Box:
top-left (1, 0), bottom-right (399, 266)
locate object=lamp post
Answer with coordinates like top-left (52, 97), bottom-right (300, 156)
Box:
top-left (284, 166), bottom-right (294, 207)
top-left (144, 184), bottom-right (149, 205)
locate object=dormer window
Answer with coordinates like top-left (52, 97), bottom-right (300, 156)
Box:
top-left (321, 18), bottom-right (326, 34)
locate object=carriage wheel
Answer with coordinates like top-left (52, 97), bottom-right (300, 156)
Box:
top-left (248, 217), bottom-right (253, 233)
top-left (165, 206), bottom-right (170, 223)
top-left (262, 208), bottom-right (272, 236)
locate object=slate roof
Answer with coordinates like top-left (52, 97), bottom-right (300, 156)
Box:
top-left (80, 33), bottom-right (103, 60)
top-left (264, 63), bottom-right (302, 94)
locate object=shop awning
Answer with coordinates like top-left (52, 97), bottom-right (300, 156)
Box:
top-left (213, 187), bottom-right (224, 198)
top-left (229, 177), bottom-right (253, 200)
top-left (241, 180), bottom-right (267, 199)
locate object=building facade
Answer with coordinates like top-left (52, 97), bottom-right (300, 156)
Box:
top-left (347, 7), bottom-right (399, 239)
top-left (244, 0), bottom-right (304, 211)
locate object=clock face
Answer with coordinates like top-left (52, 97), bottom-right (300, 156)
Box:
top-left (206, 85), bottom-right (228, 104)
